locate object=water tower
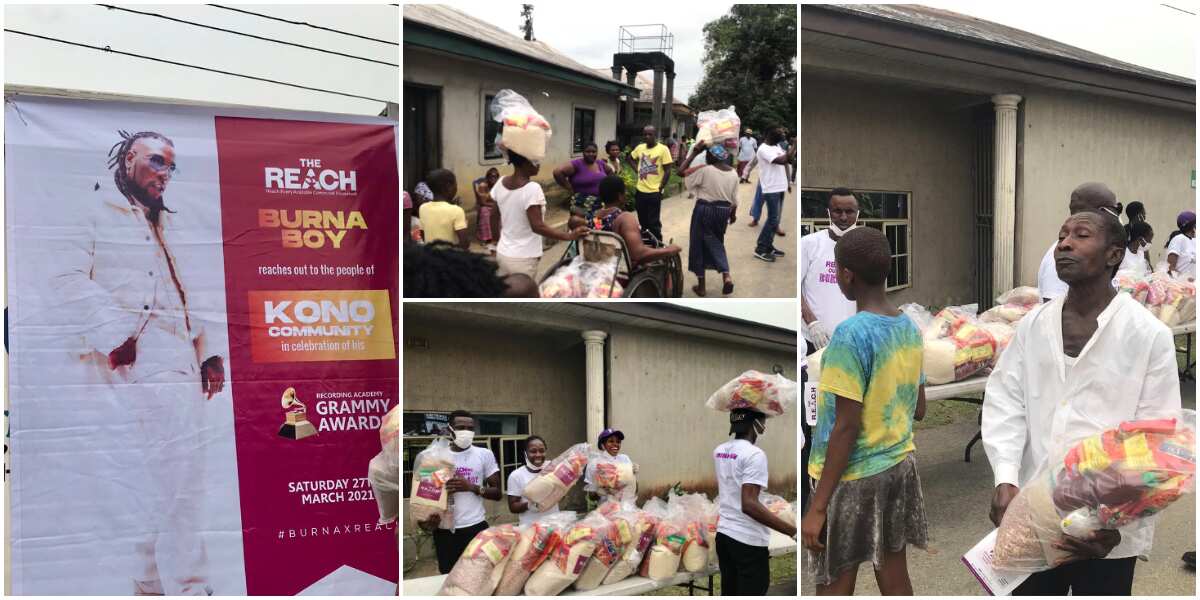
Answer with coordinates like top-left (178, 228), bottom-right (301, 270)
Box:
top-left (611, 24), bottom-right (675, 144)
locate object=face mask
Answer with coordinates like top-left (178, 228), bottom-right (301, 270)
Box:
top-left (827, 210), bottom-right (860, 236)
top-left (452, 428), bottom-right (475, 450)
top-left (753, 420), bottom-right (766, 439)
top-left (525, 455), bottom-right (542, 472)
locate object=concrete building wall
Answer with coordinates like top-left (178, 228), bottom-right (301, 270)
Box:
top-left (1016, 89), bottom-right (1197, 285)
top-left (801, 75), bottom-right (978, 308)
top-left (607, 325), bottom-right (797, 501)
top-left (404, 47), bottom-right (620, 210)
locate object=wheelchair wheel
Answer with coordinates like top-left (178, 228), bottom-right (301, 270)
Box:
top-left (625, 271), bottom-right (663, 297)
top-left (664, 254), bottom-right (684, 298)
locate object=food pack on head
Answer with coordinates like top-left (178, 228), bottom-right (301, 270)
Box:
top-left (523, 442), bottom-right (591, 512)
top-left (706, 370), bottom-right (796, 417)
top-left (525, 512), bottom-right (611, 596)
top-left (490, 89), bottom-right (553, 162)
top-left (409, 438), bottom-right (455, 530)
top-left (695, 106), bottom-right (741, 145)
top-left (494, 511), bottom-right (578, 596)
top-left (573, 510), bottom-right (629, 590)
top-left (540, 254), bottom-right (624, 298)
top-left (761, 492), bottom-right (796, 528)
top-left (588, 451), bottom-right (637, 502)
top-left (922, 305), bottom-right (997, 385)
top-left (437, 523), bottom-right (521, 595)
top-left (603, 501), bottom-right (663, 585)
top-left (993, 418), bottom-right (1196, 572)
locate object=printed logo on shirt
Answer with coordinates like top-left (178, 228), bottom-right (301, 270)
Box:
top-left (819, 260), bottom-right (837, 284)
top-left (454, 467), bottom-right (480, 485)
top-left (638, 154), bottom-right (660, 180)
top-left (715, 452), bottom-right (739, 460)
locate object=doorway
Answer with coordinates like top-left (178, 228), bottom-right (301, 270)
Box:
top-left (403, 83), bottom-right (441, 193)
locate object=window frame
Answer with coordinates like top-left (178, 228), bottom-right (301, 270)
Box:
top-left (800, 187), bottom-right (914, 292)
top-left (571, 104), bottom-right (597, 157)
top-left (480, 90), bottom-right (505, 165)
top-left (402, 411), bottom-right (533, 498)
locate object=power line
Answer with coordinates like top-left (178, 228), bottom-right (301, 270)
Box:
top-left (1162, 3), bottom-right (1197, 15)
top-left (97, 4), bottom-right (397, 67)
top-left (4, 29), bottom-right (392, 104)
top-left (207, 5), bottom-right (398, 46)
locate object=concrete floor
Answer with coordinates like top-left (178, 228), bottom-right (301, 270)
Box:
top-left (801, 383), bottom-right (1197, 596)
top-left (535, 172), bottom-right (798, 298)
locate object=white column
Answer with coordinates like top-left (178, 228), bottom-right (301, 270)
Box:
top-left (582, 331), bottom-right (608, 446)
top-left (991, 94), bottom-right (1022, 296)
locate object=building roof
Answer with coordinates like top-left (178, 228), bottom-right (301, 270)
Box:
top-left (820, 4), bottom-right (1194, 86)
top-left (404, 4), bottom-right (638, 94)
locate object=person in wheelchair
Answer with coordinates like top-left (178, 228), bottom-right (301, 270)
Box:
top-left (568, 175), bottom-right (682, 268)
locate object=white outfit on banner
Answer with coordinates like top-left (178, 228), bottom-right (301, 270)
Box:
top-left (50, 188), bottom-right (215, 596)
top-left (982, 293), bottom-right (1181, 560)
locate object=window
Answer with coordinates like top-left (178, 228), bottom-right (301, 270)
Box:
top-left (573, 107), bottom-right (595, 154)
top-left (483, 94), bottom-right (502, 160)
top-left (801, 188), bottom-right (913, 291)
top-left (403, 411), bottom-right (531, 497)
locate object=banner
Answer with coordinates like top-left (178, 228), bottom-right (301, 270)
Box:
top-left (4, 95), bottom-right (399, 595)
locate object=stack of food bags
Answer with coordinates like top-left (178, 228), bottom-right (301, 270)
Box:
top-left (980, 286), bottom-right (1043, 356)
top-left (993, 418), bottom-right (1195, 571)
top-left (539, 254), bottom-right (623, 298)
top-left (703, 501), bottom-right (720, 568)
top-left (588, 450), bottom-right (637, 502)
top-left (706, 370), bottom-right (796, 417)
top-left (603, 500), bottom-right (663, 585)
top-left (493, 511), bottom-right (577, 596)
top-left (523, 442), bottom-right (590, 512)
top-left (695, 106), bottom-right (741, 145)
top-left (437, 524), bottom-right (521, 595)
top-left (667, 492), bottom-right (714, 573)
top-left (409, 438), bottom-right (456, 529)
top-left (1116, 271), bottom-right (1196, 326)
top-left (915, 304), bottom-right (997, 385)
top-left (525, 512), bottom-right (611, 595)
top-left (490, 89), bottom-right (553, 162)
top-left (368, 405), bottom-right (400, 526)
top-left (761, 492), bottom-right (797, 528)
top-left (640, 500), bottom-right (690, 581)
top-left (574, 509), bottom-right (630, 590)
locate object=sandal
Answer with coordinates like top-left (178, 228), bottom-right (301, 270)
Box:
top-left (692, 284), bottom-right (706, 297)
top-left (722, 280), bottom-right (734, 295)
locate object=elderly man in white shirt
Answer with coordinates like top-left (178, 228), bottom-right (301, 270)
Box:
top-left (1037, 182), bottom-right (1122, 301)
top-left (984, 210), bottom-right (1181, 596)
top-left (51, 131), bottom-right (224, 596)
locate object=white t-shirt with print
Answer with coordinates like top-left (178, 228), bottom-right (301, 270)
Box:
top-left (1167, 234), bottom-right (1196, 278)
top-left (713, 438), bottom-right (771, 547)
top-left (448, 445), bottom-right (499, 529)
top-left (494, 179), bottom-right (548, 259)
top-left (507, 465), bottom-right (561, 527)
top-left (800, 230), bottom-right (856, 333)
top-left (756, 144), bottom-right (788, 194)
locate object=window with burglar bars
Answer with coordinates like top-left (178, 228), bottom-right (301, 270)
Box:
top-left (801, 188), bottom-right (913, 291)
top-left (483, 93), bottom-right (502, 160)
top-left (402, 411), bottom-right (531, 498)
top-left (573, 107), bottom-right (595, 155)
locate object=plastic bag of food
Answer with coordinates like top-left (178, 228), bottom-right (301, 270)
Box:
top-left (494, 511), bottom-right (578, 596)
top-left (923, 306), bottom-right (996, 385)
top-left (540, 255), bottom-right (623, 298)
top-left (524, 442), bottom-right (591, 512)
top-left (574, 510), bottom-right (628, 590)
top-left (437, 523), bottom-right (522, 595)
top-left (490, 89), bottom-right (552, 162)
top-left (587, 450), bottom-right (637, 502)
top-left (981, 303), bottom-right (1035, 324)
top-left (695, 106), bottom-right (741, 145)
top-left (604, 501), bottom-right (663, 585)
top-left (899, 302), bottom-right (934, 333)
top-left (993, 418), bottom-right (1195, 572)
top-left (409, 438), bottom-right (455, 530)
top-left (525, 512), bottom-right (611, 595)
top-left (981, 321), bottom-right (1016, 358)
top-left (640, 500), bottom-right (690, 581)
top-left (996, 286), bottom-right (1042, 307)
top-left (761, 492), bottom-right (796, 528)
top-left (368, 406), bottom-right (400, 525)
top-left (706, 370), bottom-right (796, 417)
top-left (668, 493), bottom-right (713, 573)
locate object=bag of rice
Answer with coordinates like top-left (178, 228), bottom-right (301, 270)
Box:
top-left (525, 513), bottom-right (610, 596)
top-left (996, 286), bottom-right (1042, 307)
top-left (981, 303), bottom-right (1035, 324)
top-left (695, 106), bottom-right (741, 145)
top-left (490, 89), bottom-right (553, 162)
top-left (409, 438), bottom-right (455, 530)
top-left (574, 510), bottom-right (629, 590)
top-left (981, 321), bottom-right (1016, 359)
top-left (367, 406), bottom-right (400, 525)
top-left (603, 501), bottom-right (664, 585)
top-left (523, 442), bottom-right (590, 512)
top-left (437, 523), bottom-right (521, 595)
top-left (494, 511), bottom-right (577, 596)
top-left (588, 451), bottom-right (637, 502)
top-left (640, 503), bottom-right (689, 581)
top-left (761, 492), bottom-right (796, 528)
top-left (668, 492), bottom-right (714, 573)
top-left (922, 306), bottom-right (996, 385)
top-left (706, 370), bottom-right (796, 417)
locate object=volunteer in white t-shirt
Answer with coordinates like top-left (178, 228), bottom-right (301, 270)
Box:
top-left (1038, 182), bottom-right (1121, 301)
top-left (752, 128), bottom-right (794, 263)
top-left (494, 150), bottom-right (588, 279)
top-left (801, 188), bottom-right (859, 349)
top-left (506, 435), bottom-right (561, 526)
top-left (585, 428), bottom-right (639, 504)
top-left (1166, 210), bottom-right (1196, 280)
top-left (430, 410), bottom-right (501, 574)
top-left (712, 408), bottom-right (797, 596)
top-left (1118, 221), bottom-right (1153, 276)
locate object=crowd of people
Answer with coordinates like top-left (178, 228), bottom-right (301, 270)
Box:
top-left (800, 184), bottom-right (1190, 595)
top-left (403, 124), bottom-right (796, 298)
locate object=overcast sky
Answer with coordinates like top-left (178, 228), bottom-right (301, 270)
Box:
top-left (432, 2), bottom-right (739, 101)
top-left (668, 300), bottom-right (798, 331)
top-left (921, 1), bottom-right (1196, 79)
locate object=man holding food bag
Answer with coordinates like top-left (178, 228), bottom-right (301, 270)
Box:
top-left (983, 209), bottom-right (1182, 595)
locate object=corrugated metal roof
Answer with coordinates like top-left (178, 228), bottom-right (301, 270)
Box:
top-left (822, 4), bottom-right (1195, 86)
top-left (404, 4), bottom-right (633, 90)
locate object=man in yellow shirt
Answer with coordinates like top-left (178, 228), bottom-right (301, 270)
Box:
top-left (624, 125), bottom-right (674, 242)
top-left (418, 169), bottom-right (469, 249)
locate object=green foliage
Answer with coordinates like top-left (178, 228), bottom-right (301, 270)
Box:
top-left (688, 4), bottom-right (797, 134)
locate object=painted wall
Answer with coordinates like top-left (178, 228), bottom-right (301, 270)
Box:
top-left (1016, 89), bottom-right (1196, 285)
top-left (404, 47), bottom-right (620, 211)
top-left (801, 74), bottom-right (978, 308)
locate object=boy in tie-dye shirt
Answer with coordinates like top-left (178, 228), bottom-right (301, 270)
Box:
top-left (801, 227), bottom-right (928, 595)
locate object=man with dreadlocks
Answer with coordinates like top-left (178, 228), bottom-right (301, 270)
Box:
top-left (51, 130), bottom-right (222, 595)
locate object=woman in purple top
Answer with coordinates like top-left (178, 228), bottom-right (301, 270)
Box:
top-left (554, 142), bottom-right (613, 219)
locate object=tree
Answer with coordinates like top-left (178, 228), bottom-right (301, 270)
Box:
top-left (688, 5), bottom-right (796, 135)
